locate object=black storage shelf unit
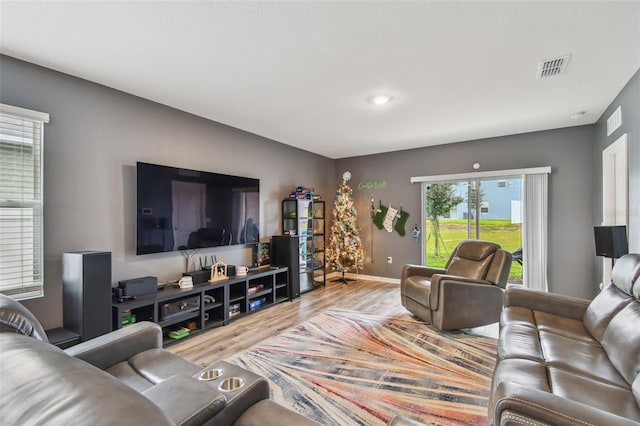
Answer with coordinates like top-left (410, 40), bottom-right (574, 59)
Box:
top-left (276, 199), bottom-right (326, 295)
top-left (112, 267), bottom-right (288, 346)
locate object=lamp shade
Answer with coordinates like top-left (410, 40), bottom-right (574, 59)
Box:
top-left (594, 226), bottom-right (628, 258)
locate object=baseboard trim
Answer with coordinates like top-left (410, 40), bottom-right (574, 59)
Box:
top-left (326, 271), bottom-right (400, 285)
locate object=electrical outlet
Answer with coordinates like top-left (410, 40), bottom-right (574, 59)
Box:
top-left (387, 256), bottom-right (393, 264)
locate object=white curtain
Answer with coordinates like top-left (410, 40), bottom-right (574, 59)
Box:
top-left (522, 173), bottom-right (549, 292)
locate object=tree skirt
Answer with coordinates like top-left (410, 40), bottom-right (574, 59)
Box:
top-left (227, 308), bottom-right (497, 425)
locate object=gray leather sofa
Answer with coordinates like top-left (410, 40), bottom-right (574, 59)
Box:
top-left (0, 294), bottom-right (318, 426)
top-left (490, 253), bottom-right (640, 425)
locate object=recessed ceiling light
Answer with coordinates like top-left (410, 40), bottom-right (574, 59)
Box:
top-left (367, 94), bottom-right (393, 106)
top-left (570, 111), bottom-right (587, 119)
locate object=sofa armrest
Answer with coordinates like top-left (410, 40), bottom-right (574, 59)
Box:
top-left (65, 321), bottom-right (162, 370)
top-left (142, 375), bottom-right (226, 426)
top-left (504, 287), bottom-right (590, 321)
top-left (401, 264), bottom-right (445, 283)
top-left (493, 381), bottom-right (639, 426)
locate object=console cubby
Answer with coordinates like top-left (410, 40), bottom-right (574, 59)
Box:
top-left (228, 280), bottom-right (247, 319)
top-left (203, 284), bottom-right (226, 328)
top-left (112, 267), bottom-right (288, 346)
top-left (274, 270), bottom-right (289, 304)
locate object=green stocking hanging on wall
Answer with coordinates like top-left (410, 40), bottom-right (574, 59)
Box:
top-left (394, 208), bottom-right (409, 236)
top-left (373, 202), bottom-right (387, 230)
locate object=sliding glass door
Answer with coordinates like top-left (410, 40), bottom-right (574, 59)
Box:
top-left (423, 176), bottom-right (523, 283)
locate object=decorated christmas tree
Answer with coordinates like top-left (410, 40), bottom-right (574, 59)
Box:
top-left (326, 171), bottom-right (364, 283)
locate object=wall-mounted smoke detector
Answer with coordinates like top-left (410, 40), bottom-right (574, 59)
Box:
top-left (537, 55), bottom-right (571, 79)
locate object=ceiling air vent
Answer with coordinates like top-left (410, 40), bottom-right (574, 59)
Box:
top-left (537, 55), bottom-right (571, 79)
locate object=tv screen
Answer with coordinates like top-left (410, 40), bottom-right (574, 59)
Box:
top-left (136, 162), bottom-right (260, 255)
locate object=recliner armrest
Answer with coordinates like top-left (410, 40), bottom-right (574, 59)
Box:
top-left (504, 287), bottom-right (589, 320)
top-left (429, 274), bottom-right (492, 311)
top-left (65, 321), bottom-right (162, 370)
top-left (401, 264), bottom-right (445, 282)
top-left (142, 375), bottom-right (227, 426)
top-left (430, 276), bottom-right (504, 329)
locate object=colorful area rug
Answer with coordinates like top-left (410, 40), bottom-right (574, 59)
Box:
top-left (227, 308), bottom-right (497, 425)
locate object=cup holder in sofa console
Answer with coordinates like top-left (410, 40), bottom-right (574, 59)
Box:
top-left (198, 368), bottom-right (223, 381)
top-left (219, 377), bottom-right (244, 392)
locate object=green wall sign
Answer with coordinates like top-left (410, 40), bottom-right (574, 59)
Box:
top-left (358, 181), bottom-right (387, 190)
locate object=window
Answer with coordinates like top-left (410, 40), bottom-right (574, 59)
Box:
top-left (497, 180), bottom-right (507, 189)
top-left (0, 104), bottom-right (49, 300)
top-left (413, 166), bottom-right (551, 287)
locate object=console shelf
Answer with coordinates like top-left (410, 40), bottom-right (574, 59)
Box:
top-left (112, 267), bottom-right (289, 346)
top-left (157, 309), bottom-right (200, 328)
top-left (204, 302), bottom-right (224, 310)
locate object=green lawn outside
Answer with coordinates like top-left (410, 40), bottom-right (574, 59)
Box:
top-left (425, 219), bottom-right (522, 282)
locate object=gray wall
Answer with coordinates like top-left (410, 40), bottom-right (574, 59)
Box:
top-left (2, 54), bottom-right (637, 327)
top-left (0, 55), bottom-right (336, 329)
top-left (594, 69), bottom-right (639, 253)
top-left (337, 126), bottom-right (597, 299)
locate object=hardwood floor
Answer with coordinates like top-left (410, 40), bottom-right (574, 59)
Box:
top-left (168, 278), bottom-right (410, 367)
top-left (168, 277), bottom-right (498, 367)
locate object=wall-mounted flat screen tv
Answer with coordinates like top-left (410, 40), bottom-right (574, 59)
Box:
top-left (136, 162), bottom-right (260, 255)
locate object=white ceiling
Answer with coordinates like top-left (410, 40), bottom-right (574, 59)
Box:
top-left (1, 1), bottom-right (639, 159)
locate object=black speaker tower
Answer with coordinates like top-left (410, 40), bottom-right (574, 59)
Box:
top-left (63, 251), bottom-right (112, 341)
top-left (271, 235), bottom-right (301, 300)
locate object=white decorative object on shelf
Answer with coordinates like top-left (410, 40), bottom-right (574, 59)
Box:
top-left (178, 276), bottom-right (193, 289)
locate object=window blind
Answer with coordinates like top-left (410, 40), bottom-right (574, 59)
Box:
top-left (0, 104), bottom-right (49, 300)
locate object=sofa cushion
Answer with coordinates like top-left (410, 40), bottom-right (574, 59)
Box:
top-left (539, 331), bottom-right (628, 388)
top-left (549, 367), bottom-right (640, 422)
top-left (484, 250), bottom-right (512, 287)
top-left (491, 358), bottom-right (551, 393)
top-left (0, 333), bottom-right (174, 425)
top-left (0, 294), bottom-right (49, 342)
top-left (500, 306), bottom-right (536, 329)
top-left (497, 323), bottom-right (544, 362)
top-left (611, 253), bottom-right (640, 296)
top-left (446, 255), bottom-right (494, 280)
top-left (601, 302), bottom-right (640, 386)
top-left (534, 311), bottom-right (597, 344)
top-left (454, 240), bottom-right (499, 261)
top-left (584, 283), bottom-right (633, 342)
top-left (446, 240), bottom-right (499, 279)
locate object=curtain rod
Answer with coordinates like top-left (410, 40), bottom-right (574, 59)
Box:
top-left (410, 166), bottom-right (551, 183)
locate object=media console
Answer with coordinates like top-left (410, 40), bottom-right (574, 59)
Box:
top-left (112, 267), bottom-right (289, 346)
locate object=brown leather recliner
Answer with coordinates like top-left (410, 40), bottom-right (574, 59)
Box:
top-left (401, 239), bottom-right (512, 330)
